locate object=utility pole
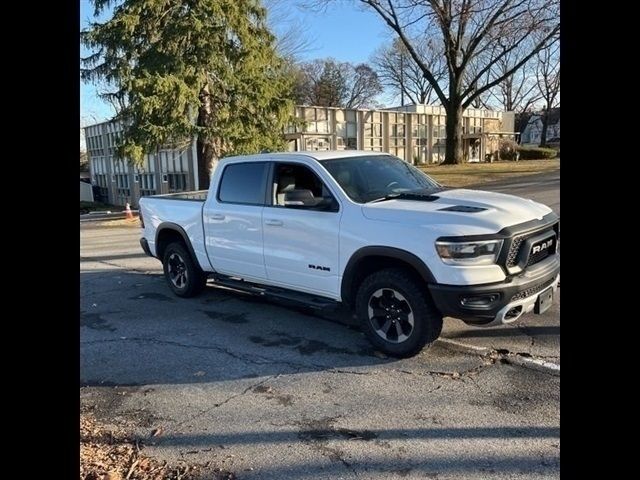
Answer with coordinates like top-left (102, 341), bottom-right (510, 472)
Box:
top-left (400, 51), bottom-right (405, 106)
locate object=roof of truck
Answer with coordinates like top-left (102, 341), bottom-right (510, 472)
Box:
top-left (222, 150), bottom-right (392, 163)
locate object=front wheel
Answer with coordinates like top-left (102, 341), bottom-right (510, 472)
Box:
top-left (162, 242), bottom-right (207, 297)
top-left (355, 268), bottom-right (443, 358)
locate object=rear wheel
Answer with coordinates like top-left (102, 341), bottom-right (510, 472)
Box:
top-left (162, 242), bottom-right (207, 297)
top-left (355, 268), bottom-right (442, 358)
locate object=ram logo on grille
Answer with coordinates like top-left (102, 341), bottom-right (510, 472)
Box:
top-left (532, 238), bottom-right (554, 254)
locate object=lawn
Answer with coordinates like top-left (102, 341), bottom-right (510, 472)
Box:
top-left (418, 159), bottom-right (559, 188)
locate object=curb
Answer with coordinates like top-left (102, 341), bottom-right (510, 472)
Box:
top-left (505, 355), bottom-right (560, 376)
top-left (80, 211), bottom-right (139, 222)
top-left (437, 338), bottom-right (560, 376)
top-left (437, 338), bottom-right (492, 356)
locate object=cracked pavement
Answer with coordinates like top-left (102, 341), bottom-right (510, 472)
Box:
top-left (80, 172), bottom-right (560, 479)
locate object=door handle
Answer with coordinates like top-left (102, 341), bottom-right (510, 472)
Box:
top-left (265, 219), bottom-right (283, 226)
top-left (210, 214), bottom-right (225, 220)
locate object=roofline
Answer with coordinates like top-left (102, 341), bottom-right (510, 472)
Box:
top-left (82, 102), bottom-right (516, 130)
top-left (220, 150), bottom-right (395, 164)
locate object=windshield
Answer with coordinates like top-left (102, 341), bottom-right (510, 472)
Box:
top-left (321, 155), bottom-right (443, 203)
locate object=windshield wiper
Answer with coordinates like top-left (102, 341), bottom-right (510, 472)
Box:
top-left (368, 191), bottom-right (441, 203)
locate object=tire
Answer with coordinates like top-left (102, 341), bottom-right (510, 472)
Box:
top-left (355, 268), bottom-right (443, 358)
top-left (162, 242), bottom-right (207, 298)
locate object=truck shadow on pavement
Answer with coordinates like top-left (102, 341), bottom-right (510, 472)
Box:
top-left (80, 269), bottom-right (430, 387)
top-left (129, 428), bottom-right (559, 478)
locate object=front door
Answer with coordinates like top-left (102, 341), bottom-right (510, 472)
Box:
top-left (203, 161), bottom-right (269, 281)
top-left (469, 139), bottom-right (480, 162)
top-left (262, 162), bottom-right (342, 297)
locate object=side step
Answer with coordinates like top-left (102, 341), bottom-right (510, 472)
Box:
top-left (210, 274), bottom-right (339, 310)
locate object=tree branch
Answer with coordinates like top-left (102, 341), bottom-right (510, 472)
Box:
top-left (463, 24), bottom-right (559, 108)
top-left (361, 0), bottom-right (448, 105)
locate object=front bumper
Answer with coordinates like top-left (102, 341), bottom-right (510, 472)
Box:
top-left (428, 254), bottom-right (559, 326)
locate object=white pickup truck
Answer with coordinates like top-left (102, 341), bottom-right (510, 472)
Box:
top-left (139, 151), bottom-right (559, 357)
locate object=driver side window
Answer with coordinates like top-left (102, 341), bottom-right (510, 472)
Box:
top-left (272, 163), bottom-right (338, 212)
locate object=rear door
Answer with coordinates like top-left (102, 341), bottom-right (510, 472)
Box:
top-left (262, 161), bottom-right (342, 297)
top-left (203, 161), bottom-right (269, 281)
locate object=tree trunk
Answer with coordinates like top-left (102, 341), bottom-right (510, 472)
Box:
top-left (539, 106), bottom-right (549, 147)
top-left (196, 136), bottom-right (216, 191)
top-left (442, 104), bottom-right (464, 165)
top-left (196, 85), bottom-right (217, 190)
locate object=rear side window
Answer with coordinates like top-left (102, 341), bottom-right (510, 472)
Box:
top-left (218, 162), bottom-right (268, 205)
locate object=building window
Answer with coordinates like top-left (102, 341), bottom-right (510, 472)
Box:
top-left (389, 113), bottom-right (406, 160)
top-left (93, 174), bottom-right (109, 188)
top-left (305, 137), bottom-right (331, 151)
top-left (92, 173), bottom-right (110, 202)
top-left (157, 149), bottom-right (190, 191)
top-left (139, 173), bottom-right (156, 197)
top-left (114, 173), bottom-right (131, 203)
top-left (115, 173), bottom-right (129, 189)
top-left (302, 107), bottom-right (330, 134)
top-left (336, 110), bottom-right (357, 150)
top-left (467, 116), bottom-right (482, 134)
top-left (433, 116), bottom-right (446, 142)
top-left (167, 173), bottom-right (188, 192)
top-left (363, 111), bottom-right (383, 152)
top-left (411, 115), bottom-right (429, 165)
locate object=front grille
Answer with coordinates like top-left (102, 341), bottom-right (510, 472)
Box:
top-left (506, 236), bottom-right (525, 267)
top-left (505, 226), bottom-right (556, 268)
top-left (511, 277), bottom-right (555, 301)
top-left (527, 248), bottom-right (551, 266)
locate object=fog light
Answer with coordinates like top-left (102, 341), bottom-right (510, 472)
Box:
top-left (460, 294), bottom-right (500, 308)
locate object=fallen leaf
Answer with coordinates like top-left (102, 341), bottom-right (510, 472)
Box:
top-left (102, 471), bottom-right (122, 480)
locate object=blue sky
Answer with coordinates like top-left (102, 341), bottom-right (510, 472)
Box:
top-left (80, 0), bottom-right (395, 125)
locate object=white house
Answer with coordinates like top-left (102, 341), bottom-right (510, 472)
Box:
top-left (520, 108), bottom-right (560, 146)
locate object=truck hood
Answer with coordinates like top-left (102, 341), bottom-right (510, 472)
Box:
top-left (361, 188), bottom-right (553, 235)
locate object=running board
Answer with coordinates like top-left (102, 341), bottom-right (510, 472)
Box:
top-left (210, 274), bottom-right (339, 310)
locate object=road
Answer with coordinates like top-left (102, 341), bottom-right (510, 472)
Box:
top-left (81, 170), bottom-right (560, 479)
top-left (473, 170), bottom-right (560, 215)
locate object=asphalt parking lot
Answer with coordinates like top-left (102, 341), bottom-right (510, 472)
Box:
top-left (81, 171), bottom-right (560, 479)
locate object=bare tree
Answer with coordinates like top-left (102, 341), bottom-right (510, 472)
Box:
top-left (535, 41), bottom-right (560, 146)
top-left (464, 62), bottom-right (493, 109)
top-left (265, 0), bottom-right (315, 61)
top-left (346, 64), bottom-right (384, 108)
top-left (295, 59), bottom-right (383, 108)
top-left (313, 0), bottom-right (559, 164)
top-left (488, 49), bottom-right (541, 113)
top-left (372, 37), bottom-right (445, 105)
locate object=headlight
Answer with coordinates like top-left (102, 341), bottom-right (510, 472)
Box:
top-left (435, 239), bottom-right (503, 266)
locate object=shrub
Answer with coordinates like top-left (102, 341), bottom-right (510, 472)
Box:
top-left (499, 139), bottom-right (519, 161)
top-left (517, 146), bottom-right (558, 160)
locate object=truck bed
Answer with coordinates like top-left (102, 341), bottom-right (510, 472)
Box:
top-left (146, 190), bottom-right (208, 201)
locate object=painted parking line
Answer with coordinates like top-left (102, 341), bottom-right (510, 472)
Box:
top-left (437, 338), bottom-right (560, 376)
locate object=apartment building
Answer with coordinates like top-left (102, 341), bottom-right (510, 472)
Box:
top-left (84, 104), bottom-right (515, 206)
